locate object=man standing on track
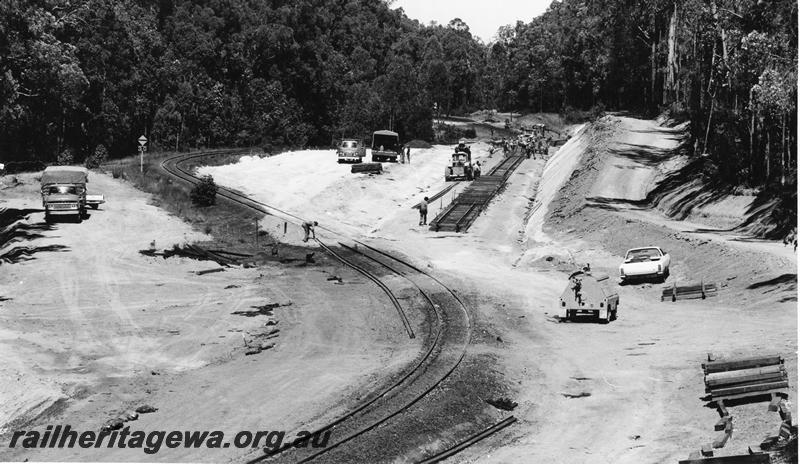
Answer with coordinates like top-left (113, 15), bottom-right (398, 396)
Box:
top-left (419, 197), bottom-right (429, 226)
top-left (302, 221), bottom-right (318, 242)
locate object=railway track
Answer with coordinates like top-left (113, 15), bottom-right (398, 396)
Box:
top-left (159, 151), bottom-right (513, 463)
top-left (430, 155), bottom-right (525, 233)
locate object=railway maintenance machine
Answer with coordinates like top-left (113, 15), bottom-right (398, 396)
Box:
top-left (445, 142), bottom-right (474, 181)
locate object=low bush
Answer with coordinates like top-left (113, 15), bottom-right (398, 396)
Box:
top-left (85, 145), bottom-right (108, 169)
top-left (190, 175), bottom-right (218, 207)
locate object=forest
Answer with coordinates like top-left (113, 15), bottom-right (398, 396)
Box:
top-left (1, 0), bottom-right (796, 196)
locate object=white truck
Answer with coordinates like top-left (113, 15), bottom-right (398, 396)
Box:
top-left (619, 247), bottom-right (670, 283)
top-left (560, 270), bottom-right (619, 323)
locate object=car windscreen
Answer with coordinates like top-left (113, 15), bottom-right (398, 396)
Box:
top-left (626, 248), bottom-right (660, 261)
top-left (341, 141), bottom-right (358, 148)
top-left (372, 135), bottom-right (398, 150)
top-left (46, 185), bottom-right (79, 195)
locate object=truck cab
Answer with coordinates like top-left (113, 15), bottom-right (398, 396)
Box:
top-left (371, 130), bottom-right (401, 162)
top-left (41, 166), bottom-right (89, 222)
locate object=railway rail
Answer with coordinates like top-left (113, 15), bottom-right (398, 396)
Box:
top-left (429, 155), bottom-right (525, 233)
top-left (159, 151), bottom-right (513, 463)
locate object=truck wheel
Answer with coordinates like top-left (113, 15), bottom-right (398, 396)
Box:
top-left (90, 204), bottom-right (99, 210)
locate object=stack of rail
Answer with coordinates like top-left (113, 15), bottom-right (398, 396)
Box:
top-left (662, 281), bottom-right (718, 301)
top-left (430, 155), bottom-right (524, 232)
top-left (703, 355), bottom-right (788, 401)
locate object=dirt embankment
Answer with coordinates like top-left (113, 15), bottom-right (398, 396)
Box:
top-left (443, 114), bottom-right (796, 464)
top-left (542, 116), bottom-right (796, 305)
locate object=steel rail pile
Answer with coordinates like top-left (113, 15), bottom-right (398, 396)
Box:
top-left (430, 155), bottom-right (524, 232)
top-left (662, 280), bottom-right (718, 301)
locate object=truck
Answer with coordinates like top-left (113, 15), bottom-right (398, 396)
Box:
top-left (559, 270), bottom-right (619, 323)
top-left (336, 139), bottom-right (366, 163)
top-left (371, 130), bottom-right (401, 162)
top-left (40, 166), bottom-right (103, 222)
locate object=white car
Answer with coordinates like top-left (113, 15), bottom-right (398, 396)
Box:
top-left (619, 247), bottom-right (670, 283)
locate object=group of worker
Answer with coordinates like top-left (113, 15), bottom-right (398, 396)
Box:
top-left (495, 135), bottom-right (550, 159)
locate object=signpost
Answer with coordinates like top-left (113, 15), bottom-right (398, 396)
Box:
top-left (138, 135), bottom-right (147, 173)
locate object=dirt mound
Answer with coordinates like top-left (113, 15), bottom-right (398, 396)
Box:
top-left (406, 139), bottom-right (432, 149)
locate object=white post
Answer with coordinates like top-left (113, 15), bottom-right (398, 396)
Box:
top-left (139, 146), bottom-right (143, 173)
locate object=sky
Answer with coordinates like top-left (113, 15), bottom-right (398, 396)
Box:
top-left (391, 0), bottom-right (552, 43)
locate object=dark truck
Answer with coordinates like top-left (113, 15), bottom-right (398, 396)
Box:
top-left (371, 130), bottom-right (401, 162)
top-left (40, 166), bottom-right (104, 222)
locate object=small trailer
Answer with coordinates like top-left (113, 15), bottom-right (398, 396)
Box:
top-left (560, 270), bottom-right (619, 323)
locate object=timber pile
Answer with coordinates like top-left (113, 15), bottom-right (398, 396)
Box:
top-left (139, 244), bottom-right (238, 266)
top-left (678, 453), bottom-right (770, 463)
top-left (683, 355), bottom-right (794, 462)
top-left (351, 163), bottom-right (382, 174)
top-left (703, 355), bottom-right (788, 401)
top-left (662, 281), bottom-right (718, 301)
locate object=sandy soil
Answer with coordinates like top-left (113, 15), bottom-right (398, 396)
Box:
top-left (2, 112), bottom-right (794, 463)
top-left (0, 172), bottom-right (418, 462)
top-left (193, 116), bottom-right (795, 463)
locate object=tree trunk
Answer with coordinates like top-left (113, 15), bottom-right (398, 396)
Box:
top-left (665, 2), bottom-right (678, 105)
top-left (749, 87), bottom-right (755, 181)
top-left (703, 95), bottom-right (714, 154)
top-left (781, 113), bottom-right (786, 186)
top-left (765, 128), bottom-right (770, 183)
top-left (651, 39), bottom-right (656, 106)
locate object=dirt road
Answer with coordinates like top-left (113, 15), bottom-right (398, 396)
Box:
top-left (0, 172), bottom-right (418, 462)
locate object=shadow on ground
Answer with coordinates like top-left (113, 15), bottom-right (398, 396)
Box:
top-left (0, 207), bottom-right (67, 264)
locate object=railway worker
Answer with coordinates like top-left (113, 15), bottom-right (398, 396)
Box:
top-left (406, 146), bottom-right (411, 164)
top-left (302, 221), bottom-right (318, 242)
top-left (474, 161), bottom-right (482, 179)
top-left (571, 277), bottom-right (583, 305)
top-left (418, 197), bottom-right (429, 226)
top-left (784, 227), bottom-right (797, 251)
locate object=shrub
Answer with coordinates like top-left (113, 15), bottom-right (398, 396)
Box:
top-left (190, 175), bottom-right (218, 207)
top-left (111, 167), bottom-right (124, 179)
top-left (57, 148), bottom-right (75, 165)
top-left (86, 144), bottom-right (108, 169)
top-left (5, 160), bottom-right (46, 174)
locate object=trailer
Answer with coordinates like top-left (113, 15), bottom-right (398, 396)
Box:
top-left (560, 270), bottom-right (619, 323)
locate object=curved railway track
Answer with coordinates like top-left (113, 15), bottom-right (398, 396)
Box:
top-left (159, 150), bottom-right (512, 463)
